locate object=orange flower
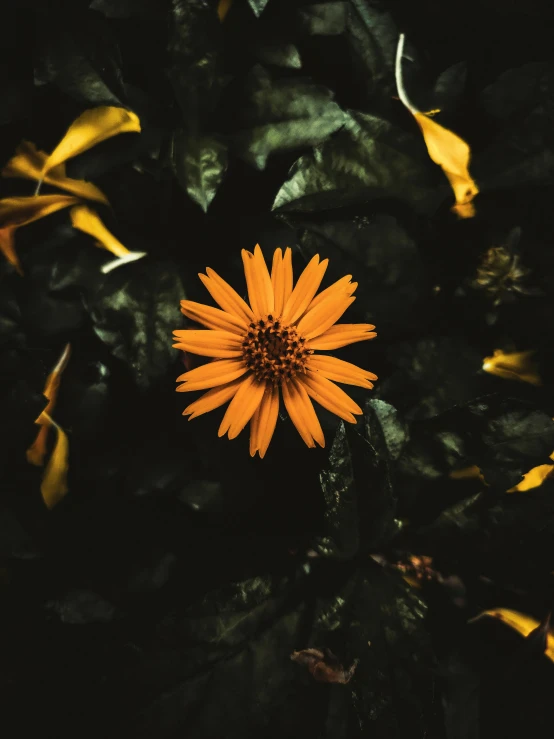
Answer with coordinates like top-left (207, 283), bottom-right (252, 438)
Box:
top-left (173, 245), bottom-right (377, 457)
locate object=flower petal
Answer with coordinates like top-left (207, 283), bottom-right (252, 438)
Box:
top-left (241, 244), bottom-right (274, 317)
top-left (180, 300), bottom-right (247, 334)
top-left (307, 324), bottom-right (377, 350)
top-left (199, 268), bottom-right (255, 323)
top-left (249, 382), bottom-right (279, 458)
top-left (183, 377), bottom-right (244, 419)
top-left (308, 354), bottom-right (377, 388)
top-left (176, 358), bottom-right (248, 391)
top-left (282, 254), bottom-right (328, 325)
top-left (297, 295), bottom-right (355, 339)
top-left (218, 374), bottom-right (266, 439)
top-left (291, 377), bottom-right (325, 447)
top-left (173, 329), bottom-right (243, 358)
top-left (42, 107), bottom-right (141, 177)
top-left (299, 371), bottom-right (362, 423)
top-left (306, 275), bottom-right (356, 313)
top-left (2, 141), bottom-right (109, 204)
top-left (282, 379), bottom-right (316, 448)
top-left (271, 247), bottom-right (293, 316)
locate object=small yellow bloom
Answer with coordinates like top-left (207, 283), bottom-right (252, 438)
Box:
top-left (174, 245), bottom-right (377, 457)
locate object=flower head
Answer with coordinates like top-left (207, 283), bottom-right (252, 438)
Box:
top-left (173, 245), bottom-right (377, 457)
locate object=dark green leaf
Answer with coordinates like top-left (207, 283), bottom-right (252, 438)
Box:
top-left (86, 261), bottom-right (185, 389)
top-left (231, 67), bottom-right (347, 170)
top-left (89, 0), bottom-right (162, 18)
top-left (296, 214), bottom-right (429, 337)
top-left (313, 422), bottom-right (358, 560)
top-left (272, 111), bottom-right (440, 213)
top-left (474, 63), bottom-right (554, 191)
top-left (172, 132), bottom-right (228, 211)
top-left (34, 12), bottom-right (125, 107)
top-left (296, 2), bottom-right (347, 36)
top-left (248, 0), bottom-right (270, 17)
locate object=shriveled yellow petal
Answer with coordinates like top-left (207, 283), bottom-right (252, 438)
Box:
top-left (0, 227), bottom-right (21, 274)
top-left (27, 343), bottom-right (71, 467)
top-left (241, 244), bottom-right (274, 317)
top-left (307, 323), bottom-right (377, 350)
top-left (299, 372), bottom-right (361, 422)
top-left (42, 106), bottom-right (141, 177)
top-left (308, 354), bottom-right (377, 388)
top-left (183, 377), bottom-right (244, 419)
top-left (307, 275), bottom-right (356, 312)
top-left (180, 300), bottom-right (247, 334)
top-left (470, 609), bottom-right (554, 663)
top-left (282, 379), bottom-right (319, 448)
top-left (482, 349), bottom-right (542, 386)
top-left (0, 194), bottom-right (79, 230)
top-left (176, 358), bottom-right (248, 391)
top-left (271, 247), bottom-right (293, 316)
top-left (249, 382), bottom-right (279, 458)
top-left (40, 413), bottom-right (69, 509)
top-left (2, 141), bottom-right (108, 204)
top-left (173, 329), bottom-right (243, 358)
top-left (199, 268), bottom-right (255, 323)
top-left (70, 205), bottom-right (128, 257)
top-left (297, 295), bottom-right (355, 339)
top-left (413, 113), bottom-right (478, 219)
top-left (218, 374), bottom-right (266, 439)
top-left (282, 255), bottom-right (328, 324)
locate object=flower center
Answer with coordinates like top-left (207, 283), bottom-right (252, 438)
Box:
top-left (241, 315), bottom-right (312, 384)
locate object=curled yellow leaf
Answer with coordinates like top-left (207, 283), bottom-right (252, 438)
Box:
top-left (0, 227), bottom-right (21, 274)
top-left (0, 195), bottom-right (80, 271)
top-left (2, 141), bottom-right (108, 204)
top-left (395, 34), bottom-right (478, 219)
top-left (39, 413), bottom-right (69, 509)
top-left (26, 344), bottom-right (71, 509)
top-left (27, 343), bottom-right (71, 467)
top-left (70, 205), bottom-right (128, 257)
top-left (482, 349), bottom-right (542, 386)
top-left (42, 106), bottom-right (141, 178)
top-left (470, 608), bottom-right (554, 663)
top-left (70, 205), bottom-right (147, 269)
top-left (0, 194), bottom-right (79, 229)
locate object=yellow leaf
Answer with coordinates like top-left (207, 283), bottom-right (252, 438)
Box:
top-left (395, 33), bottom-right (478, 219)
top-left (0, 194), bottom-right (79, 229)
top-left (40, 413), bottom-right (69, 509)
top-left (41, 106), bottom-right (141, 177)
top-left (2, 141), bottom-right (108, 204)
top-left (70, 205), bottom-right (147, 270)
top-left (470, 608), bottom-right (554, 663)
top-left (413, 113), bottom-right (479, 218)
top-left (0, 227), bottom-right (22, 274)
top-left (70, 205), bottom-right (129, 257)
top-left (507, 462), bottom-right (554, 493)
top-left (0, 195), bottom-right (80, 270)
top-left (218, 0), bottom-right (233, 20)
top-left (27, 343), bottom-right (71, 467)
top-left (482, 349), bottom-right (542, 386)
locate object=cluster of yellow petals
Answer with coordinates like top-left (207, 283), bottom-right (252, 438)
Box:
top-left (174, 245), bottom-right (377, 458)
